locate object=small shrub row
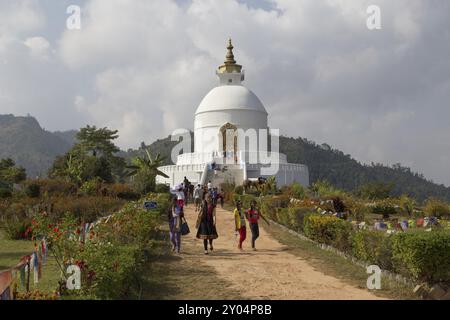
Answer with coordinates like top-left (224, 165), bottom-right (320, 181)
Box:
top-left (303, 214), bottom-right (353, 252)
top-left (268, 200), bottom-right (450, 284)
top-left (391, 230), bottom-right (450, 283)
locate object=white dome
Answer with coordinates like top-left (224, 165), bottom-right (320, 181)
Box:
top-left (195, 85), bottom-right (267, 115)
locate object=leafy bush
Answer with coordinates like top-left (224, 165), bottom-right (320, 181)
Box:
top-left (106, 183), bottom-right (141, 200)
top-left (78, 243), bottom-right (142, 299)
top-left (356, 181), bottom-right (394, 200)
top-left (31, 195), bottom-right (169, 299)
top-left (391, 230), bottom-right (450, 283)
top-left (310, 180), bottom-right (345, 198)
top-left (25, 183), bottom-right (41, 198)
top-left (303, 214), bottom-right (353, 252)
top-left (28, 196), bottom-right (126, 223)
top-left (79, 179), bottom-right (101, 196)
top-left (32, 179), bottom-right (77, 196)
top-left (350, 230), bottom-right (392, 269)
top-left (3, 219), bottom-right (32, 240)
top-left (347, 200), bottom-right (370, 222)
top-left (155, 183), bottom-right (170, 194)
top-left (0, 188), bottom-right (12, 198)
top-left (259, 195), bottom-right (291, 221)
top-left (218, 182), bottom-right (235, 202)
top-left (233, 194), bottom-right (256, 209)
top-left (399, 195), bottom-right (416, 217)
top-left (131, 170), bottom-right (156, 195)
top-left (424, 198), bottom-right (450, 218)
top-left (145, 192), bottom-right (171, 216)
top-left (369, 199), bottom-right (397, 218)
top-left (275, 207), bottom-right (313, 232)
top-left (234, 185), bottom-right (244, 196)
top-left (290, 183), bottom-right (306, 199)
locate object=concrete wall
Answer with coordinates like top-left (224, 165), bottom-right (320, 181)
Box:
top-left (157, 162), bottom-right (309, 188)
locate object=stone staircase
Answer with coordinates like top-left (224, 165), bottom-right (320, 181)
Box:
top-left (206, 164), bottom-right (244, 188)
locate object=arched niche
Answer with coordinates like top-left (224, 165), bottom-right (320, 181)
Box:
top-left (219, 122), bottom-right (238, 163)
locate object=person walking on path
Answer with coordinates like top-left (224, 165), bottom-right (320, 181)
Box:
top-left (170, 185), bottom-right (185, 208)
top-left (212, 188), bottom-right (218, 207)
top-left (207, 180), bottom-right (212, 191)
top-left (246, 200), bottom-right (269, 251)
top-left (196, 195), bottom-right (218, 255)
top-left (168, 197), bottom-right (183, 253)
top-left (183, 177), bottom-right (190, 205)
top-left (219, 189), bottom-right (225, 208)
top-left (194, 184), bottom-right (203, 212)
top-left (234, 200), bottom-right (246, 250)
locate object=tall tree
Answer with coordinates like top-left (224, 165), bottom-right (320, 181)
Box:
top-left (76, 125), bottom-right (120, 157)
top-left (0, 158), bottom-right (26, 187)
top-left (50, 125), bottom-right (124, 184)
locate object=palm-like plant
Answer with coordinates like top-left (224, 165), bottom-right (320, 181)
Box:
top-left (126, 149), bottom-right (169, 180)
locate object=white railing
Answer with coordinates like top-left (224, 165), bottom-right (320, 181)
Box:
top-left (158, 163), bottom-right (206, 173)
top-left (175, 151), bottom-right (288, 165)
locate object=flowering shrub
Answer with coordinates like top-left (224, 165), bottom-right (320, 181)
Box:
top-left (15, 289), bottom-right (59, 300)
top-left (29, 194), bottom-right (170, 299)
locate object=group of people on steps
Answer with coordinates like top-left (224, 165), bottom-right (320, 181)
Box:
top-left (168, 180), bottom-right (267, 254)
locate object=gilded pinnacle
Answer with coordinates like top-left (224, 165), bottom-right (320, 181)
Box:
top-left (218, 38), bottom-right (242, 73)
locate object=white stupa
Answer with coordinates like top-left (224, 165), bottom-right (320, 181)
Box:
top-left (157, 39), bottom-right (309, 188)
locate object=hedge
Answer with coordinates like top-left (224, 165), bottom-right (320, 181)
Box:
top-left (233, 194), bottom-right (256, 209)
top-left (303, 214), bottom-right (353, 252)
top-left (266, 201), bottom-right (450, 284)
top-left (275, 207), bottom-right (312, 232)
top-left (391, 230), bottom-right (450, 283)
top-left (350, 229), bottom-right (393, 269)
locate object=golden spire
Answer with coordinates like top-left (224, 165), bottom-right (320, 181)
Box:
top-left (225, 38), bottom-right (236, 64)
top-left (218, 38), bottom-right (242, 73)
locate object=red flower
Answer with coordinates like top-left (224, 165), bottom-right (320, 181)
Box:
top-left (53, 227), bottom-right (59, 233)
top-left (76, 228), bottom-right (81, 235)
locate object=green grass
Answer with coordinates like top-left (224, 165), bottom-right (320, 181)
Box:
top-left (0, 229), bottom-right (61, 294)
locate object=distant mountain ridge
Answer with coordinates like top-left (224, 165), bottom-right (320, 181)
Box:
top-left (0, 114), bottom-right (73, 177)
top-left (1, 114), bottom-right (449, 201)
top-left (126, 134), bottom-right (450, 201)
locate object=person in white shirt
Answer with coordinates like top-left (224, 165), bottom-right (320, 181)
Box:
top-left (170, 185), bottom-right (185, 208)
top-left (194, 184), bottom-right (203, 212)
top-left (207, 181), bottom-right (212, 191)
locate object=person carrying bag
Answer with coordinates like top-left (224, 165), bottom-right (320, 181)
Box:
top-left (181, 216), bottom-right (190, 236)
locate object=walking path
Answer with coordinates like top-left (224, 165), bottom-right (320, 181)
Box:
top-left (176, 204), bottom-right (384, 300)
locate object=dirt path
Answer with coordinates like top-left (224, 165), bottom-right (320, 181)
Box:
top-left (173, 204), bottom-right (384, 300)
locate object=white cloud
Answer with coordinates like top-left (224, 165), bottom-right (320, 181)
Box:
top-left (1, 0), bottom-right (450, 186)
top-left (24, 36), bottom-right (50, 59)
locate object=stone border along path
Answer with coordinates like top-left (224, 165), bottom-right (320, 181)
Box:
top-left (176, 204), bottom-right (386, 300)
top-left (269, 219), bottom-right (416, 288)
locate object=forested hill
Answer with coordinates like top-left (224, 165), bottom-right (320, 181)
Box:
top-left (0, 114), bottom-right (73, 177)
top-left (279, 136), bottom-right (450, 202)
top-left (137, 134), bottom-right (450, 202)
top-left (1, 114), bottom-right (449, 201)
